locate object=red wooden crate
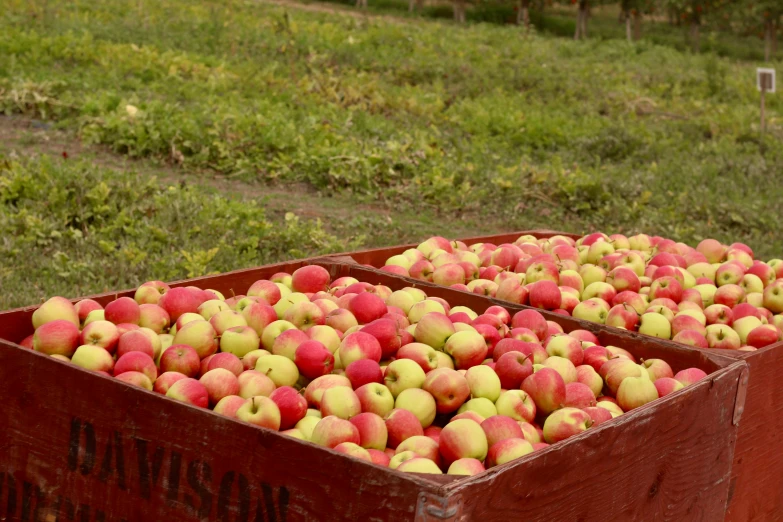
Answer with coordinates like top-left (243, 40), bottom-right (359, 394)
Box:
top-left (328, 229), bottom-right (783, 521)
top-left (0, 260), bottom-right (747, 521)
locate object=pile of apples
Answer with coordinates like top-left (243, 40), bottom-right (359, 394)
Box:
top-left (24, 265), bottom-right (706, 475)
top-left (379, 234), bottom-right (783, 351)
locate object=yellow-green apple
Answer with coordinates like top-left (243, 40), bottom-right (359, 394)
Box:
top-left (218, 326), bottom-right (259, 358)
top-left (269, 386), bottom-right (307, 429)
top-left (574, 365), bottom-right (602, 396)
top-left (388, 450), bottom-right (417, 469)
top-left (596, 400), bottom-right (624, 417)
top-left (521, 367), bottom-right (566, 415)
top-left (173, 320), bottom-right (218, 359)
top-left (396, 457), bottom-right (442, 474)
top-left (581, 282), bottom-right (616, 304)
top-left (385, 408), bottom-right (424, 449)
top-left (544, 335), bottom-right (584, 366)
top-left (236, 396), bottom-right (281, 430)
top-left (260, 320), bottom-right (297, 351)
top-left (305, 374), bottom-right (351, 408)
top-left (763, 280), bottom-right (783, 313)
top-left (283, 301), bottom-right (325, 331)
top-left (197, 366), bottom-right (239, 405)
top-left (769, 260), bottom-right (783, 279)
top-left (386, 291), bottom-right (417, 314)
top-left (74, 299), bottom-right (103, 325)
top-left (165, 377), bottom-right (208, 407)
top-left (604, 359), bottom-right (646, 395)
top-left (174, 313), bottom-right (204, 333)
top-left (308, 325), bottom-right (341, 354)
top-left (345, 359), bottom-right (383, 388)
top-left (160, 344), bottom-right (200, 377)
top-left (612, 291), bottom-right (647, 315)
top-left (134, 281), bottom-right (170, 305)
top-left (293, 416), bottom-right (319, 440)
top-left (241, 302), bottom-right (278, 337)
top-left (606, 345), bottom-right (634, 360)
top-left (396, 436), bottom-right (441, 467)
top-left (486, 438), bottom-right (534, 468)
top-left (115, 371), bottom-right (153, 390)
top-left (578, 264), bottom-right (607, 288)
top-left (349, 412), bottom-right (388, 450)
top-left (355, 382), bottom-right (395, 417)
top-left (559, 270), bottom-right (585, 294)
top-left (465, 365), bottom-right (501, 402)
top-left (746, 293), bottom-right (764, 308)
top-left (572, 298), bottom-right (610, 324)
top-left (198, 300), bottom-right (230, 321)
top-left (154, 372), bottom-right (188, 395)
top-left (727, 248), bottom-right (753, 268)
top-left (692, 284), bottom-right (718, 308)
top-left (439, 419), bottom-right (488, 466)
top-left (641, 359), bottom-right (673, 381)
top-left (525, 261), bottom-right (559, 284)
top-left (732, 316), bottom-right (763, 345)
top-left (209, 310), bottom-right (247, 337)
top-left (638, 312), bottom-right (672, 339)
top-left (688, 262), bottom-right (717, 283)
top-left (480, 415), bottom-right (524, 447)
top-left (33, 296), bottom-right (80, 329)
top-left (291, 265), bottom-right (330, 294)
top-left (447, 458), bottom-right (485, 476)
top-left (543, 407), bottom-right (592, 443)
top-left (432, 263), bottom-right (466, 287)
top-left (320, 386), bottom-right (361, 420)
top-left (543, 356), bottom-right (577, 384)
top-left (255, 354), bottom-right (299, 387)
top-left (104, 297), bottom-right (141, 325)
top-left (237, 370), bottom-right (276, 399)
top-left (422, 368), bottom-right (470, 414)
top-left (383, 359), bottom-right (426, 398)
top-left (413, 312), bottom-right (454, 350)
top-left (33, 319), bottom-right (80, 357)
top-left (273, 292), bottom-right (309, 320)
top-left (71, 344), bottom-right (114, 373)
top-left (740, 274), bottom-right (764, 295)
top-left (242, 349), bottom-right (271, 372)
top-left (585, 241), bottom-right (614, 265)
top-left (495, 390), bottom-right (537, 423)
top-left (395, 388), bottom-right (436, 428)
top-left (563, 382), bottom-right (596, 409)
top-left (676, 307), bottom-right (707, 324)
top-left (386, 254), bottom-right (413, 271)
top-left (443, 330), bottom-right (487, 370)
top-left (79, 320), bottom-right (120, 354)
top-left (716, 263), bottom-right (745, 287)
top-left (333, 442), bottom-right (372, 462)
top-left (325, 309), bottom-right (359, 333)
top-left (495, 351), bottom-right (533, 389)
top-left (654, 377), bottom-right (684, 397)
top-left (83, 310), bottom-right (106, 326)
top-left (451, 411), bottom-right (486, 425)
top-left (747, 324), bottom-right (782, 348)
top-left (617, 376), bottom-right (658, 410)
top-left (674, 368), bottom-right (707, 386)
top-left (396, 343), bottom-right (438, 373)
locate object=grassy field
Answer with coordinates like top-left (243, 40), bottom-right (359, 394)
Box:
top-left (1, 0), bottom-right (782, 308)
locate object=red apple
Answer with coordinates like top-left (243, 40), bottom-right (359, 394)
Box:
top-left (542, 407), bottom-right (592, 443)
top-left (521, 368), bottom-right (566, 415)
top-left (153, 371), bottom-right (188, 395)
top-left (105, 297), bottom-right (141, 325)
top-left (79, 320), bottom-right (120, 354)
top-left (384, 409), bottom-right (424, 449)
top-left (33, 320), bottom-right (80, 357)
top-left (165, 378), bottom-right (209, 407)
top-left (654, 377), bottom-right (685, 397)
top-left (674, 368), bottom-right (708, 386)
top-left (159, 344), bottom-right (200, 377)
top-left (291, 265), bottom-right (330, 294)
top-left (270, 386), bottom-right (308, 430)
top-left (494, 351), bottom-right (533, 389)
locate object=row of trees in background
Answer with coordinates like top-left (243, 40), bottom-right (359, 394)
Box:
top-left (398, 0), bottom-right (783, 59)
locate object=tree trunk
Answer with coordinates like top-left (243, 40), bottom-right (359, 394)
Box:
top-left (517, 0), bottom-right (530, 31)
top-left (689, 17), bottom-right (700, 52)
top-left (575, 1), bottom-right (589, 40)
top-left (409, 0), bottom-right (415, 12)
top-left (633, 11), bottom-right (642, 40)
top-left (453, 0), bottom-right (465, 23)
top-left (625, 13), bottom-right (632, 42)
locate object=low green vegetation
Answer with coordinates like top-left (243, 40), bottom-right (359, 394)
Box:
top-left (1, 0), bottom-right (782, 306)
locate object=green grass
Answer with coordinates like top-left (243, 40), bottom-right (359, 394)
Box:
top-left (1, 0), bottom-right (782, 307)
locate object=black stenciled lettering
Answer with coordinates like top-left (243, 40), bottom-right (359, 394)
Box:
top-left (98, 431), bottom-right (127, 490)
top-left (5, 472), bottom-right (16, 518)
top-left (76, 504), bottom-right (91, 522)
top-left (185, 460), bottom-right (213, 520)
top-left (257, 484), bottom-right (289, 522)
top-left (135, 438), bottom-right (166, 500)
top-left (67, 418), bottom-right (97, 476)
top-left (217, 472), bottom-right (251, 522)
top-left (54, 495), bottom-right (75, 521)
top-left (21, 481), bottom-right (45, 521)
top-left (166, 452), bottom-right (182, 502)
top-left (278, 487), bottom-right (289, 522)
top-left (262, 484), bottom-right (278, 522)
top-left (95, 508), bottom-right (106, 522)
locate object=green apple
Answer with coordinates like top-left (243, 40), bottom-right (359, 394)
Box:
top-left (465, 365), bottom-right (501, 402)
top-left (639, 313), bottom-right (672, 339)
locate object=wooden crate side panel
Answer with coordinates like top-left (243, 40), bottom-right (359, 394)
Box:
top-left (0, 343), bottom-right (440, 522)
top-left (723, 346), bottom-right (783, 522)
top-left (448, 361), bottom-right (747, 521)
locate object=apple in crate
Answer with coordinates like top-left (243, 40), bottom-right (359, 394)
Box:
top-left (543, 408), bottom-right (593, 443)
top-left (33, 319), bottom-right (80, 357)
top-left (71, 344), bottom-right (114, 373)
top-left (439, 419), bottom-right (488, 467)
top-left (236, 396), bottom-right (281, 430)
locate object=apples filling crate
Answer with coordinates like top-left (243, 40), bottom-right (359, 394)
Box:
top-left (0, 257), bottom-right (751, 521)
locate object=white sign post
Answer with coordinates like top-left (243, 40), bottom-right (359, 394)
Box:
top-left (757, 68), bottom-right (775, 138)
